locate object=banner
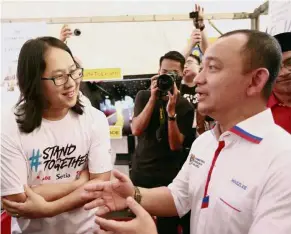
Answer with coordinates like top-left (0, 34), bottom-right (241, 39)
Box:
top-left (2, 22), bottom-right (48, 88)
top-left (2, 22), bottom-right (48, 111)
top-left (268, 0), bottom-right (291, 35)
top-left (83, 68), bottom-right (122, 81)
top-left (109, 126), bottom-right (123, 139)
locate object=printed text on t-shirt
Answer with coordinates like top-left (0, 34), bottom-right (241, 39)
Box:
top-left (29, 144), bottom-right (88, 172)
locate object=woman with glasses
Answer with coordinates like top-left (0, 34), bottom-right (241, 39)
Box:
top-left (1, 37), bottom-right (112, 234)
top-left (268, 32), bottom-right (291, 134)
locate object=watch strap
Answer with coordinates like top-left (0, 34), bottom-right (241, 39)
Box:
top-left (168, 114), bottom-right (177, 121)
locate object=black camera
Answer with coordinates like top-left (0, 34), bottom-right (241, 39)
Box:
top-left (157, 72), bottom-right (181, 94)
top-left (74, 29), bottom-right (81, 36)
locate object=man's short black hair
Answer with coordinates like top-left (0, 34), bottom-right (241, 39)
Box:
top-left (220, 29), bottom-right (282, 100)
top-left (159, 51), bottom-right (185, 70)
top-left (188, 54), bottom-right (201, 65)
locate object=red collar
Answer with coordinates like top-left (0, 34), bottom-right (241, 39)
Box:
top-left (267, 93), bottom-right (280, 108)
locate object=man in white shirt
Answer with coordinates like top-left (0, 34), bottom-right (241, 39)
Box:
top-left (1, 37), bottom-right (113, 234)
top-left (81, 29), bottom-right (291, 234)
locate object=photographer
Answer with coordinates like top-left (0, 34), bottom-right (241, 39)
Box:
top-left (181, 4), bottom-right (214, 136)
top-left (130, 51), bottom-right (194, 234)
top-left (182, 4), bottom-right (209, 58)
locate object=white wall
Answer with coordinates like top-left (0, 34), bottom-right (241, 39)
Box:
top-left (2, 0), bottom-right (268, 75)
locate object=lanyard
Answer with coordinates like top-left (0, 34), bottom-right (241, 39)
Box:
top-left (201, 140), bottom-right (225, 209)
top-left (158, 100), bottom-right (166, 126)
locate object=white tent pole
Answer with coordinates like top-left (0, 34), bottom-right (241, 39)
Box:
top-left (250, 0), bottom-right (269, 30)
top-left (1, 12), bottom-right (266, 24)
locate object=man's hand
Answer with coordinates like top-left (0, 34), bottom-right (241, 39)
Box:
top-left (60, 24), bottom-right (72, 42)
top-left (193, 4), bottom-right (205, 30)
top-left (189, 29), bottom-right (202, 47)
top-left (2, 185), bottom-right (50, 219)
top-left (94, 197), bottom-right (158, 234)
top-left (150, 75), bottom-right (159, 100)
top-left (167, 83), bottom-right (179, 117)
top-left (82, 170), bottom-right (135, 216)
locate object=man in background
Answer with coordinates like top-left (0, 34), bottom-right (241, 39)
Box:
top-left (268, 32), bottom-right (291, 133)
top-left (181, 55), bottom-right (201, 106)
top-left (131, 51), bottom-right (194, 234)
top-left (181, 4), bottom-right (214, 137)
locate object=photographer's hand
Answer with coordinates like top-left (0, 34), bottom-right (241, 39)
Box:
top-left (167, 83), bottom-right (178, 116)
top-left (194, 3), bottom-right (209, 54)
top-left (60, 24), bottom-right (72, 43)
top-left (189, 29), bottom-right (202, 47)
top-left (194, 4), bottom-right (205, 30)
top-left (167, 84), bottom-right (185, 151)
top-left (150, 75), bottom-right (159, 100)
top-left (131, 75), bottom-right (159, 136)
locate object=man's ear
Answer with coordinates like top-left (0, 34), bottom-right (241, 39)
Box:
top-left (246, 68), bottom-right (269, 97)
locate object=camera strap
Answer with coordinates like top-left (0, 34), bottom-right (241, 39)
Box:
top-left (156, 99), bottom-right (168, 142)
top-left (158, 99), bottom-right (166, 126)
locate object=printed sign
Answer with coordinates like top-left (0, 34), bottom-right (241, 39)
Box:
top-left (2, 22), bottom-right (47, 88)
top-left (109, 126), bottom-right (122, 139)
top-left (1, 22), bottom-right (47, 112)
top-left (83, 68), bottom-right (122, 81)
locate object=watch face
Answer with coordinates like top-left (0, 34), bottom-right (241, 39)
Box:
top-left (168, 114), bottom-right (177, 121)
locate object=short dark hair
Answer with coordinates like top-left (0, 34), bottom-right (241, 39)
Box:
top-left (189, 54), bottom-right (201, 65)
top-left (220, 29), bottom-right (282, 100)
top-left (15, 37), bottom-right (83, 133)
top-left (159, 51), bottom-right (185, 70)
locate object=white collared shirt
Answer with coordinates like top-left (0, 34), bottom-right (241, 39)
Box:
top-left (168, 109), bottom-right (291, 234)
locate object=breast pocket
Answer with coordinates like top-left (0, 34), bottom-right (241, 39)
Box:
top-left (210, 191), bottom-right (254, 234)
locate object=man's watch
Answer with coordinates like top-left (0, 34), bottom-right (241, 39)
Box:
top-left (168, 113), bottom-right (177, 121)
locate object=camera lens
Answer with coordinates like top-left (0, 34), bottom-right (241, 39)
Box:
top-left (157, 74), bottom-right (174, 93)
top-left (74, 29), bottom-right (81, 36)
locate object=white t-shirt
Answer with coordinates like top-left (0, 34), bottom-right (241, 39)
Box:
top-left (168, 109), bottom-right (291, 234)
top-left (79, 91), bottom-right (92, 107)
top-left (1, 105), bottom-right (113, 234)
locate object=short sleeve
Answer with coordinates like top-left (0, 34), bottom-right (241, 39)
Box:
top-left (249, 151), bottom-right (291, 234)
top-left (133, 90), bottom-right (149, 117)
top-left (168, 155), bottom-right (192, 218)
top-left (87, 107), bottom-right (113, 174)
top-left (1, 113), bottom-right (28, 196)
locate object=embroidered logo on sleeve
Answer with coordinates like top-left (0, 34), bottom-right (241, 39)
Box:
top-left (189, 154), bottom-right (205, 168)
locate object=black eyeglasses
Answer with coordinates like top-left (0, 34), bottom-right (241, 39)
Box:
top-left (282, 58), bottom-right (291, 71)
top-left (41, 68), bottom-right (84, 86)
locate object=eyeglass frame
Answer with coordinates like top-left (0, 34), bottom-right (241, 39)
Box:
top-left (282, 57), bottom-right (291, 72)
top-left (41, 67), bottom-right (84, 86)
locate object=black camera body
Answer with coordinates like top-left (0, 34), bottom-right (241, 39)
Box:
top-left (157, 72), bottom-right (181, 95)
top-left (74, 29), bottom-right (81, 36)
